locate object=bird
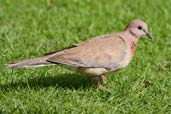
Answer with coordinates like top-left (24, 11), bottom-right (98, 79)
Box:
top-left (7, 19), bottom-right (152, 89)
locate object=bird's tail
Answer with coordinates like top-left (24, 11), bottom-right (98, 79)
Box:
top-left (6, 56), bottom-right (53, 69)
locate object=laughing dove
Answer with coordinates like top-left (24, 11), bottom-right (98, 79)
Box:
top-left (7, 19), bottom-right (152, 88)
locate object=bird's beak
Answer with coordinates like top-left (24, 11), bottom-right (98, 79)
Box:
top-left (143, 30), bottom-right (152, 40)
top-left (146, 32), bottom-right (152, 40)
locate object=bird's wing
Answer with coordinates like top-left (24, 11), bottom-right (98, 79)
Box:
top-left (44, 34), bottom-right (112, 56)
top-left (47, 33), bottom-right (127, 69)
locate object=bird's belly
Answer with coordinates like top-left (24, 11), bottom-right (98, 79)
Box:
top-left (83, 68), bottom-right (108, 76)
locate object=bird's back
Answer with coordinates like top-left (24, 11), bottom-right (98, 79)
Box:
top-left (47, 33), bottom-right (127, 72)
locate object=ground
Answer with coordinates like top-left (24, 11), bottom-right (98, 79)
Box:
top-left (0, 0), bottom-right (171, 113)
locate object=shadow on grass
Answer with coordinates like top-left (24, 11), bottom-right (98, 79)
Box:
top-left (0, 73), bottom-right (94, 90)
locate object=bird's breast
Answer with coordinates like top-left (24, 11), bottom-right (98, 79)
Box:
top-left (118, 41), bottom-right (137, 68)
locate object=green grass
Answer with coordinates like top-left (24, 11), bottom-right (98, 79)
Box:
top-left (0, 0), bottom-right (171, 113)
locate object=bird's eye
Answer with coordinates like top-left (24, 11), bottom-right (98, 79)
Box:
top-left (138, 26), bottom-right (142, 30)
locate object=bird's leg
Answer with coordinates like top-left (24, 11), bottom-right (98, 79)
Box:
top-left (91, 76), bottom-right (103, 89)
top-left (99, 75), bottom-right (107, 85)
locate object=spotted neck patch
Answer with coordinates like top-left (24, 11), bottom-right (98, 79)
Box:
top-left (130, 41), bottom-right (137, 54)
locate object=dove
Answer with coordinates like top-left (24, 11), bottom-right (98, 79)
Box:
top-left (7, 19), bottom-right (152, 89)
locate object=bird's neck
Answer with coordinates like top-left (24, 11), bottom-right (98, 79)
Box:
top-left (122, 31), bottom-right (139, 43)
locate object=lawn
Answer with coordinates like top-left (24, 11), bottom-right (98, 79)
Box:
top-left (0, 0), bottom-right (171, 113)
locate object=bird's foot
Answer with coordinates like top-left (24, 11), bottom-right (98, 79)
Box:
top-left (91, 75), bottom-right (107, 90)
top-left (99, 75), bottom-right (107, 85)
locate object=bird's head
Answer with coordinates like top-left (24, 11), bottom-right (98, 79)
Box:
top-left (125, 19), bottom-right (152, 40)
